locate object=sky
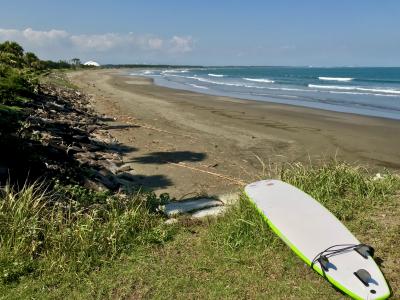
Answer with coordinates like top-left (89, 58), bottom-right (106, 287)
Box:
top-left (0, 0), bottom-right (399, 66)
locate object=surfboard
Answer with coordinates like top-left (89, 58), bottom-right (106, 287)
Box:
top-left (244, 179), bottom-right (390, 300)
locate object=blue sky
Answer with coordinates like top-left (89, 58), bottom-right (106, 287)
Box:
top-left (0, 1), bottom-right (399, 66)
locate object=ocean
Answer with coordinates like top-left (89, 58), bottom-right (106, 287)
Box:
top-left (128, 67), bottom-right (400, 120)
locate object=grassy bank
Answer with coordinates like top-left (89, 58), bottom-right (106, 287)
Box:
top-left (2, 162), bottom-right (399, 299)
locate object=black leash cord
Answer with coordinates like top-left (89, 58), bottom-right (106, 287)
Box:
top-left (311, 244), bottom-right (361, 271)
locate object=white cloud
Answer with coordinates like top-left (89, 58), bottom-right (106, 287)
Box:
top-left (148, 38), bottom-right (163, 50)
top-left (70, 33), bottom-right (126, 51)
top-left (169, 36), bottom-right (193, 53)
top-left (0, 27), bottom-right (194, 61)
top-left (22, 28), bottom-right (68, 44)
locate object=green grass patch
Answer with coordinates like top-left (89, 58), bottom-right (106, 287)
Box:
top-left (39, 70), bottom-right (79, 90)
top-left (0, 183), bottom-right (174, 288)
top-left (1, 161), bottom-right (399, 299)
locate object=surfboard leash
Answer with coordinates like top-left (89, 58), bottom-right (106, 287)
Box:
top-left (311, 243), bottom-right (374, 272)
top-left (311, 243), bottom-right (375, 287)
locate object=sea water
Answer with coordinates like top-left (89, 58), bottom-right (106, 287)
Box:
top-left (128, 67), bottom-right (400, 120)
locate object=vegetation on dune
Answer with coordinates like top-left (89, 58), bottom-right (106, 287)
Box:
top-left (0, 41), bottom-right (81, 143)
top-left (0, 182), bottom-right (173, 285)
top-left (1, 162), bottom-right (399, 299)
top-left (281, 161), bottom-right (400, 222)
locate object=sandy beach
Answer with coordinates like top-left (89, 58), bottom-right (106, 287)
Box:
top-left (68, 69), bottom-right (400, 198)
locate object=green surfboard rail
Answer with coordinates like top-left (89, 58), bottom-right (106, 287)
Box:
top-left (244, 191), bottom-right (390, 300)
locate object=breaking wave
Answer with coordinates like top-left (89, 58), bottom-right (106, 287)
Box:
top-left (309, 84), bottom-right (400, 95)
top-left (208, 73), bottom-right (225, 77)
top-left (243, 78), bottom-right (275, 83)
top-left (189, 83), bottom-right (209, 89)
top-left (318, 77), bottom-right (353, 82)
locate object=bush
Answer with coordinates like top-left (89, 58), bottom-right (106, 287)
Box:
top-left (0, 64), bottom-right (35, 105)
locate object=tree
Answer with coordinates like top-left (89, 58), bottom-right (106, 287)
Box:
top-left (71, 58), bottom-right (81, 66)
top-left (24, 52), bottom-right (40, 68)
top-left (0, 41), bottom-right (24, 58)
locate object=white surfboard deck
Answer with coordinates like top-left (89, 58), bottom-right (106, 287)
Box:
top-left (245, 179), bottom-right (390, 300)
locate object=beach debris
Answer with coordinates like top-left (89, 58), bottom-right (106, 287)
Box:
top-left (190, 206), bottom-right (226, 219)
top-left (373, 173), bottom-right (385, 181)
top-left (159, 191), bottom-right (240, 220)
top-left (162, 198), bottom-right (223, 217)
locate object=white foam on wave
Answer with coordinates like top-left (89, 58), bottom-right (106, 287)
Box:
top-left (167, 74), bottom-right (308, 91)
top-left (170, 75), bottom-right (253, 88)
top-left (189, 84), bottom-right (209, 90)
top-left (309, 84), bottom-right (400, 95)
top-left (309, 84), bottom-right (354, 90)
top-left (318, 77), bottom-right (353, 82)
top-left (208, 73), bottom-right (225, 77)
top-left (327, 90), bottom-right (398, 97)
top-left (243, 78), bottom-right (275, 83)
top-left (162, 69), bottom-right (188, 74)
top-left (266, 87), bottom-right (310, 92)
top-left (130, 70), bottom-right (156, 76)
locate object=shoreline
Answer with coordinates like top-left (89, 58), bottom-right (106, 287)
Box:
top-left (68, 69), bottom-right (400, 198)
top-left (131, 72), bottom-right (400, 123)
top-left (125, 67), bottom-right (400, 121)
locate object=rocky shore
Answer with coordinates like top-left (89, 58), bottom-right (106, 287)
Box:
top-left (0, 72), bottom-right (138, 193)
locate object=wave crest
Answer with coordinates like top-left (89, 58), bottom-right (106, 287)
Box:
top-left (243, 78), bottom-right (275, 83)
top-left (318, 77), bottom-right (353, 82)
top-left (208, 73), bottom-right (225, 77)
top-left (189, 84), bottom-right (209, 89)
top-left (309, 84), bottom-right (400, 95)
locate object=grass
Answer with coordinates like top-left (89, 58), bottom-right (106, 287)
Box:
top-left (39, 70), bottom-right (79, 90)
top-left (0, 182), bottom-right (174, 288)
top-left (1, 161), bottom-right (399, 299)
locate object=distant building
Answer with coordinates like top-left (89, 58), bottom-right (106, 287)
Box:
top-left (83, 60), bottom-right (100, 67)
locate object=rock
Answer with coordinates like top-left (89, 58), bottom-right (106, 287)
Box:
top-left (162, 198), bottom-right (223, 217)
top-left (86, 168), bottom-right (118, 190)
top-left (81, 143), bottom-right (102, 152)
top-left (83, 178), bottom-right (108, 191)
top-left (48, 142), bottom-right (68, 152)
top-left (86, 125), bottom-right (98, 133)
top-left (112, 176), bottom-right (134, 187)
top-left (67, 145), bottom-right (84, 154)
top-left (97, 168), bottom-right (112, 177)
top-left (96, 160), bottom-right (119, 174)
top-left (74, 152), bottom-right (96, 160)
top-left (191, 206), bottom-right (226, 219)
top-left (94, 173), bottom-right (117, 190)
top-left (118, 171), bottom-right (137, 181)
top-left (73, 135), bottom-right (89, 142)
top-left (116, 164), bottom-right (133, 173)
